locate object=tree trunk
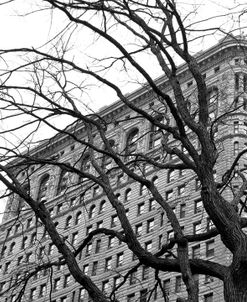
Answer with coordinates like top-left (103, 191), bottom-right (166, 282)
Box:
top-left (224, 269), bottom-right (247, 302)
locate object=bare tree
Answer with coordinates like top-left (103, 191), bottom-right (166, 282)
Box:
top-left (0, 1), bottom-right (247, 302)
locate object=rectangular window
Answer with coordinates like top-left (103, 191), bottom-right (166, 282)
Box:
top-left (147, 219), bottom-right (154, 233)
top-left (180, 204), bottom-right (186, 218)
top-left (30, 288), bottom-right (36, 301)
top-left (204, 293), bottom-right (213, 302)
top-left (92, 261), bottom-right (98, 276)
top-left (97, 220), bottom-right (103, 229)
top-left (111, 215), bottom-right (118, 227)
top-left (140, 289), bottom-right (148, 302)
top-left (160, 212), bottom-right (164, 227)
top-left (95, 239), bottom-right (101, 253)
top-left (135, 223), bottom-right (142, 237)
top-left (39, 284), bottom-right (46, 297)
top-left (71, 232), bottom-right (78, 246)
top-left (137, 203), bottom-right (145, 216)
top-left (53, 278), bottom-right (60, 292)
top-left (105, 257), bottom-right (112, 271)
top-left (166, 190), bottom-right (173, 200)
top-left (206, 240), bottom-right (215, 257)
top-left (145, 241), bottom-right (152, 252)
top-left (192, 245), bottom-right (200, 259)
top-left (63, 274), bottom-right (71, 288)
top-left (108, 236), bottom-right (115, 248)
top-left (129, 272), bottom-right (136, 285)
top-left (102, 280), bottom-right (109, 294)
top-left (178, 185), bottom-right (185, 196)
top-left (85, 243), bottom-right (92, 256)
top-left (234, 121), bottom-right (239, 134)
top-left (116, 252), bottom-right (124, 267)
top-left (207, 218), bottom-right (215, 231)
top-left (175, 276), bottom-right (182, 293)
top-left (167, 230), bottom-right (174, 241)
top-left (193, 221), bottom-right (202, 234)
top-left (149, 198), bottom-right (155, 211)
top-left (127, 293), bottom-right (135, 302)
top-left (194, 199), bottom-right (203, 214)
top-left (83, 264), bottom-right (89, 275)
top-left (142, 266), bottom-right (149, 280)
top-left (163, 279), bottom-right (170, 296)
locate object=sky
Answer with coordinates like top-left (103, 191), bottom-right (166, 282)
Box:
top-left (0, 0), bottom-right (246, 221)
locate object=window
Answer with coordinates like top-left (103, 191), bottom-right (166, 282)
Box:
top-left (30, 288), bottom-right (36, 301)
top-left (140, 289), bottom-right (148, 302)
top-left (97, 220), bottom-right (103, 229)
top-left (167, 230), bottom-right (174, 241)
top-left (127, 293), bottom-right (135, 302)
top-left (9, 242), bottom-right (15, 254)
top-left (160, 212), bottom-right (164, 227)
top-left (195, 178), bottom-right (201, 191)
top-left (92, 261), bottom-right (98, 276)
top-left (152, 175), bottom-right (159, 186)
top-left (113, 276), bottom-right (121, 289)
top-left (192, 245), bottom-right (200, 259)
top-left (93, 186), bottom-right (100, 197)
top-left (105, 257), bottom-right (112, 271)
top-left (21, 236), bottom-right (28, 249)
top-left (234, 141), bottom-right (239, 156)
top-left (145, 241), bottom-right (152, 252)
top-left (205, 275), bottom-right (214, 284)
top-left (89, 205), bottom-right (96, 219)
top-left (165, 190), bottom-right (173, 200)
top-left (0, 282), bottom-right (5, 293)
top-left (111, 215), bottom-right (118, 227)
top-left (86, 225), bottom-right (92, 235)
top-left (116, 252), bottom-right (124, 267)
top-left (53, 278), bottom-right (60, 292)
top-left (75, 211), bottom-right (82, 225)
top-left (187, 80), bottom-right (193, 87)
top-left (194, 199), bottom-right (203, 214)
top-left (85, 243), bottom-right (92, 256)
top-left (206, 240), bottom-right (215, 257)
top-left (39, 247), bottom-right (45, 259)
top-left (102, 280), bottom-right (109, 294)
top-left (71, 232), bottom-right (78, 246)
top-left (125, 128), bottom-right (139, 157)
top-left (80, 154), bottom-right (91, 181)
top-left (129, 271), bottom-right (136, 285)
top-left (15, 223), bottom-right (20, 234)
top-left (26, 218), bottom-right (32, 229)
top-left (60, 296), bottom-right (68, 302)
top-left (99, 200), bottom-right (106, 214)
top-left (167, 169), bottom-right (175, 183)
top-left (158, 234), bottom-right (163, 249)
top-left (234, 121), bottom-right (239, 134)
top-left (140, 184), bottom-right (147, 196)
top-left (83, 264), bottom-right (89, 275)
top-left (125, 188), bottom-right (132, 202)
top-left (135, 224), bottom-right (142, 237)
top-left (79, 288), bottom-right (85, 301)
top-left (65, 216), bottom-right (72, 228)
top-left (108, 236), bottom-right (115, 249)
top-left (207, 218), bottom-right (215, 231)
top-left (57, 170), bottom-right (70, 195)
top-left (149, 120), bottom-right (162, 149)
top-left (175, 276), bottom-right (182, 293)
top-left (178, 185), bottom-right (185, 196)
top-left (38, 174), bottom-right (50, 202)
top-left (4, 262), bottom-right (10, 274)
top-left (17, 256), bottom-right (23, 266)
top-left (193, 221), bottom-right (202, 234)
top-left (30, 232), bottom-right (36, 246)
top-left (64, 274), bottom-right (71, 287)
top-left (117, 173), bottom-right (124, 186)
top-left (101, 139), bottom-right (115, 171)
top-left (204, 293), bottom-right (213, 302)
top-left (149, 198), bottom-right (155, 211)
top-left (70, 197), bottom-right (76, 207)
top-left (142, 266), bottom-right (149, 280)
top-left (39, 284), bottom-right (46, 297)
top-left (95, 239), bottom-right (101, 253)
top-left (147, 219), bottom-right (154, 233)
top-left (180, 204), bottom-right (186, 218)
top-left (57, 203), bottom-right (63, 214)
top-left (163, 279), bottom-right (170, 296)
top-left (137, 203), bottom-right (145, 215)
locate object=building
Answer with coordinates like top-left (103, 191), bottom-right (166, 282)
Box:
top-left (0, 36), bottom-right (247, 302)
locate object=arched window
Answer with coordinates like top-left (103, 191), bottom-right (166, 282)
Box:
top-left (99, 200), bottom-right (106, 214)
top-left (38, 174), bottom-right (50, 202)
top-left (65, 216), bottom-right (72, 229)
top-left (75, 212), bottom-right (82, 225)
top-left (124, 188), bottom-right (132, 202)
top-left (152, 176), bottom-right (159, 186)
top-left (88, 205), bottom-right (96, 219)
top-left (57, 170), bottom-right (70, 195)
top-left (18, 184), bottom-right (30, 211)
top-left (125, 128), bottom-right (139, 157)
top-left (167, 169), bottom-right (175, 183)
top-left (102, 140), bottom-right (115, 171)
top-left (9, 242), bottom-right (15, 254)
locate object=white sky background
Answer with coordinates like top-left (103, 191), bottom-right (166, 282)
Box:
top-left (0, 0), bottom-right (246, 221)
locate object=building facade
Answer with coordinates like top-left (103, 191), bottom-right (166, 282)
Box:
top-left (0, 37), bottom-right (247, 302)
